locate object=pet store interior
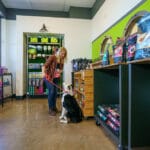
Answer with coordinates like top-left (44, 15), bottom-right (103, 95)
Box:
top-left (0, 0), bottom-right (150, 150)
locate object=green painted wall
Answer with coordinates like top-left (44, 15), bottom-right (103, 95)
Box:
top-left (92, 0), bottom-right (150, 60)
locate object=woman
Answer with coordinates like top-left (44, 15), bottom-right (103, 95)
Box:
top-left (42, 47), bottom-right (67, 116)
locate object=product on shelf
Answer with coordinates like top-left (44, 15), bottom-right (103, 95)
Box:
top-left (102, 44), bottom-right (110, 66)
top-left (113, 37), bottom-right (126, 63)
top-left (71, 58), bottom-right (92, 72)
top-left (106, 120), bottom-right (119, 136)
top-left (126, 33), bottom-right (137, 61)
top-left (96, 104), bottom-right (120, 137)
top-left (73, 70), bottom-right (94, 117)
top-left (134, 31), bottom-right (150, 59)
top-left (97, 110), bottom-right (107, 121)
top-left (102, 49), bottom-right (110, 66)
top-left (137, 12), bottom-right (150, 33)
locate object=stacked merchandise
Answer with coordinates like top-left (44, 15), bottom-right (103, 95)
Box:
top-left (96, 104), bottom-right (120, 136)
top-left (28, 72), bottom-right (48, 95)
top-left (126, 33), bottom-right (137, 61)
top-left (113, 37), bottom-right (126, 64)
top-left (71, 58), bottom-right (92, 72)
top-left (134, 12), bottom-right (150, 60)
top-left (112, 12), bottom-right (150, 63)
top-left (28, 44), bottom-right (57, 59)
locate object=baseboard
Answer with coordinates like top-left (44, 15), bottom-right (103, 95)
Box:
top-left (15, 94), bottom-right (26, 100)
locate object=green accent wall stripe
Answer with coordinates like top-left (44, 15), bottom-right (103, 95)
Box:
top-left (92, 0), bottom-right (149, 60)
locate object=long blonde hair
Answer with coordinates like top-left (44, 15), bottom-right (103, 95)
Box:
top-left (57, 47), bottom-right (67, 66)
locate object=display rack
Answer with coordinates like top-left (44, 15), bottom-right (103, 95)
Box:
top-left (128, 60), bottom-right (150, 150)
top-left (0, 73), bottom-right (13, 107)
top-left (25, 33), bottom-right (64, 97)
top-left (94, 60), bottom-right (150, 150)
top-left (94, 63), bottom-right (128, 149)
top-left (73, 70), bottom-right (94, 117)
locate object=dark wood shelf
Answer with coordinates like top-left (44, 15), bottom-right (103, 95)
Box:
top-left (127, 58), bottom-right (150, 64)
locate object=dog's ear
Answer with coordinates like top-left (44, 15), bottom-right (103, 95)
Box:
top-left (63, 82), bottom-right (66, 88)
top-left (68, 84), bottom-right (72, 90)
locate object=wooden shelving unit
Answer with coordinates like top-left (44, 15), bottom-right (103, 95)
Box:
top-left (73, 70), bottom-right (94, 117)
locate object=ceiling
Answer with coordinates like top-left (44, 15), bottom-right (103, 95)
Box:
top-left (2, 0), bottom-right (96, 12)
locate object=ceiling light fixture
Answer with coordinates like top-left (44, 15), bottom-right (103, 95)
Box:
top-left (39, 24), bottom-right (48, 32)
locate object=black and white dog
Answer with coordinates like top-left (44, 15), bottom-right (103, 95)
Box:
top-left (59, 83), bottom-right (83, 123)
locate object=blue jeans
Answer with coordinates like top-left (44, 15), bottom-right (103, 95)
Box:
top-left (44, 78), bottom-right (59, 110)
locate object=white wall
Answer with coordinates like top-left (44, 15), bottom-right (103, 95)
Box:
top-left (1, 19), bottom-right (17, 94)
top-left (91, 0), bottom-right (143, 40)
top-left (16, 15), bottom-right (92, 96)
top-left (1, 19), bottom-right (6, 65)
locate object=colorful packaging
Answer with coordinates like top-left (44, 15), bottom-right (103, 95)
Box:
top-left (126, 34), bottom-right (137, 61)
top-left (102, 50), bottom-right (110, 66)
top-left (135, 32), bottom-right (150, 59)
top-left (137, 12), bottom-right (150, 33)
top-left (101, 43), bottom-right (111, 66)
top-left (113, 37), bottom-right (125, 63)
top-left (113, 45), bottom-right (123, 63)
top-left (0, 67), bottom-right (8, 74)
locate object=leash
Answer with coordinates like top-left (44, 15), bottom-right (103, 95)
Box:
top-left (48, 80), bottom-right (75, 94)
top-left (48, 80), bottom-right (64, 92)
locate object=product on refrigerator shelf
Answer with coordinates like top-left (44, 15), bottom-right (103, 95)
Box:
top-left (47, 46), bottom-right (52, 54)
top-left (36, 45), bottom-right (42, 53)
top-left (28, 45), bottom-right (37, 55)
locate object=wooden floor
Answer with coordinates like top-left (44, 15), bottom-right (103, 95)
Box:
top-left (0, 98), bottom-right (117, 150)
